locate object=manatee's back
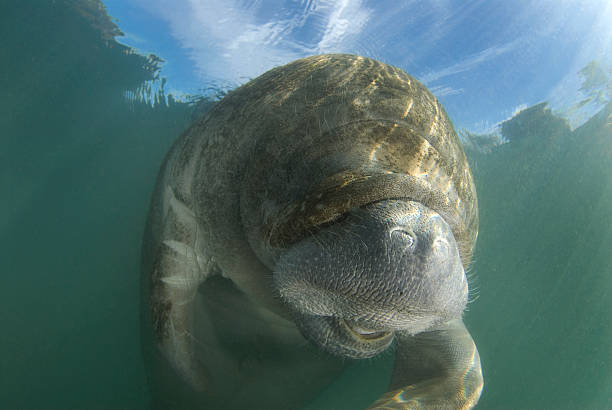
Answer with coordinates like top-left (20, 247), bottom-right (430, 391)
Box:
top-left (210, 54), bottom-right (479, 271)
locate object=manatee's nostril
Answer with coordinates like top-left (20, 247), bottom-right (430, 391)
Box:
top-left (390, 228), bottom-right (416, 249)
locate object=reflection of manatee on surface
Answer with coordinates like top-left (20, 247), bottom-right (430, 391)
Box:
top-left (141, 54), bottom-right (483, 409)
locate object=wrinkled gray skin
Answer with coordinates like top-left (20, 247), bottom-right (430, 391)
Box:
top-left (142, 54), bottom-right (483, 409)
top-left (275, 200), bottom-right (467, 359)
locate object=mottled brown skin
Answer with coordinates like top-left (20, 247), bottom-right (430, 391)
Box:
top-left (142, 54), bottom-right (482, 409)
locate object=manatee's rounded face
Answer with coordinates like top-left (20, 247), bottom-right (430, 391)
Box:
top-left (273, 199), bottom-right (468, 359)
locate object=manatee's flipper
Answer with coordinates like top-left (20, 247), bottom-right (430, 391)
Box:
top-left (144, 170), bottom-right (345, 408)
top-left (146, 184), bottom-right (219, 391)
top-left (368, 319), bottom-right (483, 409)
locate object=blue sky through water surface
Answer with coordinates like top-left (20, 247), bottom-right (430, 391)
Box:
top-left (104, 0), bottom-right (612, 133)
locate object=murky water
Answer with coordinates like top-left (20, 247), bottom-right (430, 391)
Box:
top-left (2, 1), bottom-right (611, 409)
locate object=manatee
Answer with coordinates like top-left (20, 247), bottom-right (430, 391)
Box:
top-left (141, 54), bottom-right (483, 409)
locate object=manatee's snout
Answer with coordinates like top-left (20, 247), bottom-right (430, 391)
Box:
top-left (274, 199), bottom-right (468, 358)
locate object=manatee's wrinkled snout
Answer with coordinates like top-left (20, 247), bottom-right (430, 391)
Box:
top-left (274, 199), bottom-right (468, 358)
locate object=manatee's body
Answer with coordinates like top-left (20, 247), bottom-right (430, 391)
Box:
top-left (142, 54), bottom-right (483, 409)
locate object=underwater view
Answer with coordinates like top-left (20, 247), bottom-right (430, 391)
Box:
top-left (2, 1), bottom-right (611, 409)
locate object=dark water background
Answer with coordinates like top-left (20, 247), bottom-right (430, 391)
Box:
top-left (1, 1), bottom-right (611, 409)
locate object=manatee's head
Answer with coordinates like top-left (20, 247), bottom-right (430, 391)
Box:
top-left (273, 199), bottom-right (468, 359)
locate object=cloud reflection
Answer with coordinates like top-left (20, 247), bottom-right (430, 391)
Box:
top-left (138, 0), bottom-right (371, 85)
top-left (420, 39), bottom-right (521, 85)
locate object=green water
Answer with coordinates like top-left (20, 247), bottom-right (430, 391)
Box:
top-left (467, 103), bottom-right (612, 409)
top-left (2, 1), bottom-right (611, 409)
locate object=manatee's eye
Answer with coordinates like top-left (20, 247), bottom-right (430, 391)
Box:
top-left (390, 228), bottom-right (416, 249)
top-left (316, 212), bottom-right (349, 230)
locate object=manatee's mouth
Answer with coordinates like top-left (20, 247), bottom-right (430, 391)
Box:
top-left (291, 313), bottom-right (395, 359)
top-left (341, 319), bottom-right (392, 341)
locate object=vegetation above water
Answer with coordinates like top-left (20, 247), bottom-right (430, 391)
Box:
top-left (499, 102), bottom-right (571, 143)
top-left (461, 59), bottom-right (611, 155)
